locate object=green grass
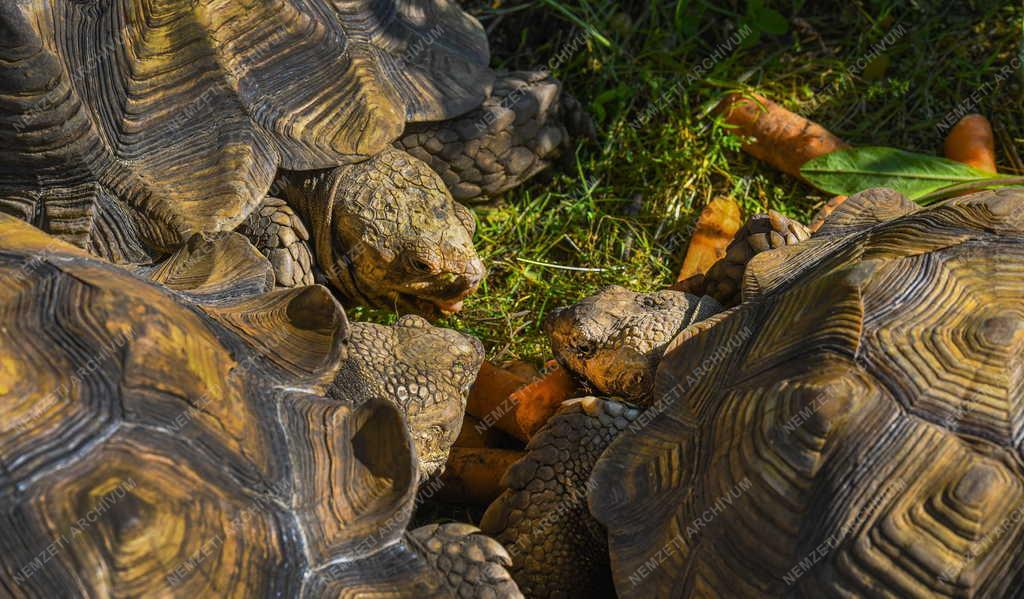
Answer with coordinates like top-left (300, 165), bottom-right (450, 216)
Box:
top-left (367, 0), bottom-right (1024, 362)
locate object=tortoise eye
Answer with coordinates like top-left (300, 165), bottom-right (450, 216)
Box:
top-left (575, 342), bottom-right (596, 358)
top-left (408, 256), bottom-right (435, 274)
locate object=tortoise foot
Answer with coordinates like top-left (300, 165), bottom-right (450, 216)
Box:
top-left (409, 522), bottom-right (524, 598)
top-left (397, 70), bottom-right (594, 202)
top-left (481, 397), bottom-right (638, 598)
top-left (237, 197), bottom-right (315, 288)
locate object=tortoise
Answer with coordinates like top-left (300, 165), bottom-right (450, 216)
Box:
top-left (482, 187), bottom-right (1024, 598)
top-left (329, 315), bottom-right (485, 480)
top-left (134, 217), bottom-right (486, 480)
top-left (0, 214), bottom-right (521, 597)
top-left (0, 0), bottom-right (590, 316)
top-left (543, 211), bottom-right (809, 403)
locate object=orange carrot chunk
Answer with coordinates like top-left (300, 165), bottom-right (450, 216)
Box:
top-left (677, 197), bottom-right (743, 283)
top-left (437, 447), bottom-right (525, 505)
top-left (467, 361), bottom-right (532, 439)
top-left (467, 360), bottom-right (581, 442)
top-left (509, 361), bottom-right (581, 439)
top-left (943, 114), bottom-right (997, 174)
top-left (717, 92), bottom-right (849, 179)
top-left (454, 415), bottom-right (488, 448)
top-left (808, 195), bottom-right (848, 233)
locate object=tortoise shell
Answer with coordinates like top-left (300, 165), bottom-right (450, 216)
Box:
top-left (0, 0), bottom-right (492, 257)
top-left (0, 214), bottom-right (513, 596)
top-left (590, 188), bottom-right (1024, 598)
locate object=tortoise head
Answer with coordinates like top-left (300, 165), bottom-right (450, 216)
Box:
top-left (543, 286), bottom-right (720, 403)
top-left (330, 316), bottom-right (484, 479)
top-left (386, 315), bottom-right (484, 477)
top-left (313, 148), bottom-right (485, 317)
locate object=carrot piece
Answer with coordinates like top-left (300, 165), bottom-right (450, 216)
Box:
top-left (454, 414), bottom-right (519, 449)
top-left (467, 360), bottom-right (581, 442)
top-left (437, 447), bottom-right (525, 505)
top-left (500, 359), bottom-right (541, 382)
top-left (508, 361), bottom-right (581, 439)
top-left (717, 92), bottom-right (849, 179)
top-left (467, 361), bottom-right (532, 439)
top-left (677, 197), bottom-right (743, 283)
top-left (808, 195), bottom-right (848, 233)
top-left (454, 414), bottom-right (488, 448)
top-left (943, 114), bottom-right (997, 174)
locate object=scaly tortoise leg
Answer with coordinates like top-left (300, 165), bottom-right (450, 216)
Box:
top-left (480, 396), bottom-right (639, 599)
top-left (408, 522), bottom-right (524, 598)
top-left (697, 210), bottom-right (810, 306)
top-left (397, 70), bottom-right (595, 202)
top-left (236, 197), bottom-right (315, 287)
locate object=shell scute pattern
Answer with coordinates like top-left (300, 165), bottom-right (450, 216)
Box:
top-left (592, 189), bottom-right (1024, 598)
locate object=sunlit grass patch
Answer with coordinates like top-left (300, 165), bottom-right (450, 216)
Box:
top-left (363, 0), bottom-right (1023, 362)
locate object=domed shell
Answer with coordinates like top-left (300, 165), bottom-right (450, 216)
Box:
top-left (590, 188), bottom-right (1024, 598)
top-left (0, 0), bottom-right (493, 255)
top-left (0, 214), bottom-right (490, 596)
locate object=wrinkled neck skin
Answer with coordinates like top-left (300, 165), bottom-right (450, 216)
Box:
top-left (276, 167), bottom-right (342, 275)
top-left (278, 166), bottom-right (381, 306)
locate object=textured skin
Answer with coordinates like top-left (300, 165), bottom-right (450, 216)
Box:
top-left (481, 397), bottom-right (640, 598)
top-left (0, 216), bottom-right (518, 597)
top-left (700, 210), bottom-right (810, 306)
top-left (543, 287), bottom-right (721, 403)
top-left (0, 0), bottom-right (491, 253)
top-left (409, 523), bottom-right (524, 598)
top-left (281, 148), bottom-right (486, 316)
top-left (237, 197), bottom-right (315, 287)
top-left (330, 315), bottom-right (485, 479)
top-left (0, 2), bottom-right (593, 316)
top-left (398, 71), bottom-right (596, 202)
top-left (590, 188), bottom-right (1024, 598)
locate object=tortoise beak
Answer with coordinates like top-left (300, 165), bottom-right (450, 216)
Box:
top-left (542, 307), bottom-right (566, 336)
top-left (462, 257), bottom-right (486, 292)
top-left (431, 257), bottom-right (487, 312)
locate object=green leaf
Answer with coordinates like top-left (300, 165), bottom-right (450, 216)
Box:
top-left (800, 146), bottom-right (1007, 201)
top-left (521, 267), bottom-right (540, 283)
top-left (743, 0), bottom-right (789, 36)
top-left (752, 6), bottom-right (789, 35)
top-left (738, 27), bottom-right (763, 47)
top-left (861, 54), bottom-right (891, 81)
